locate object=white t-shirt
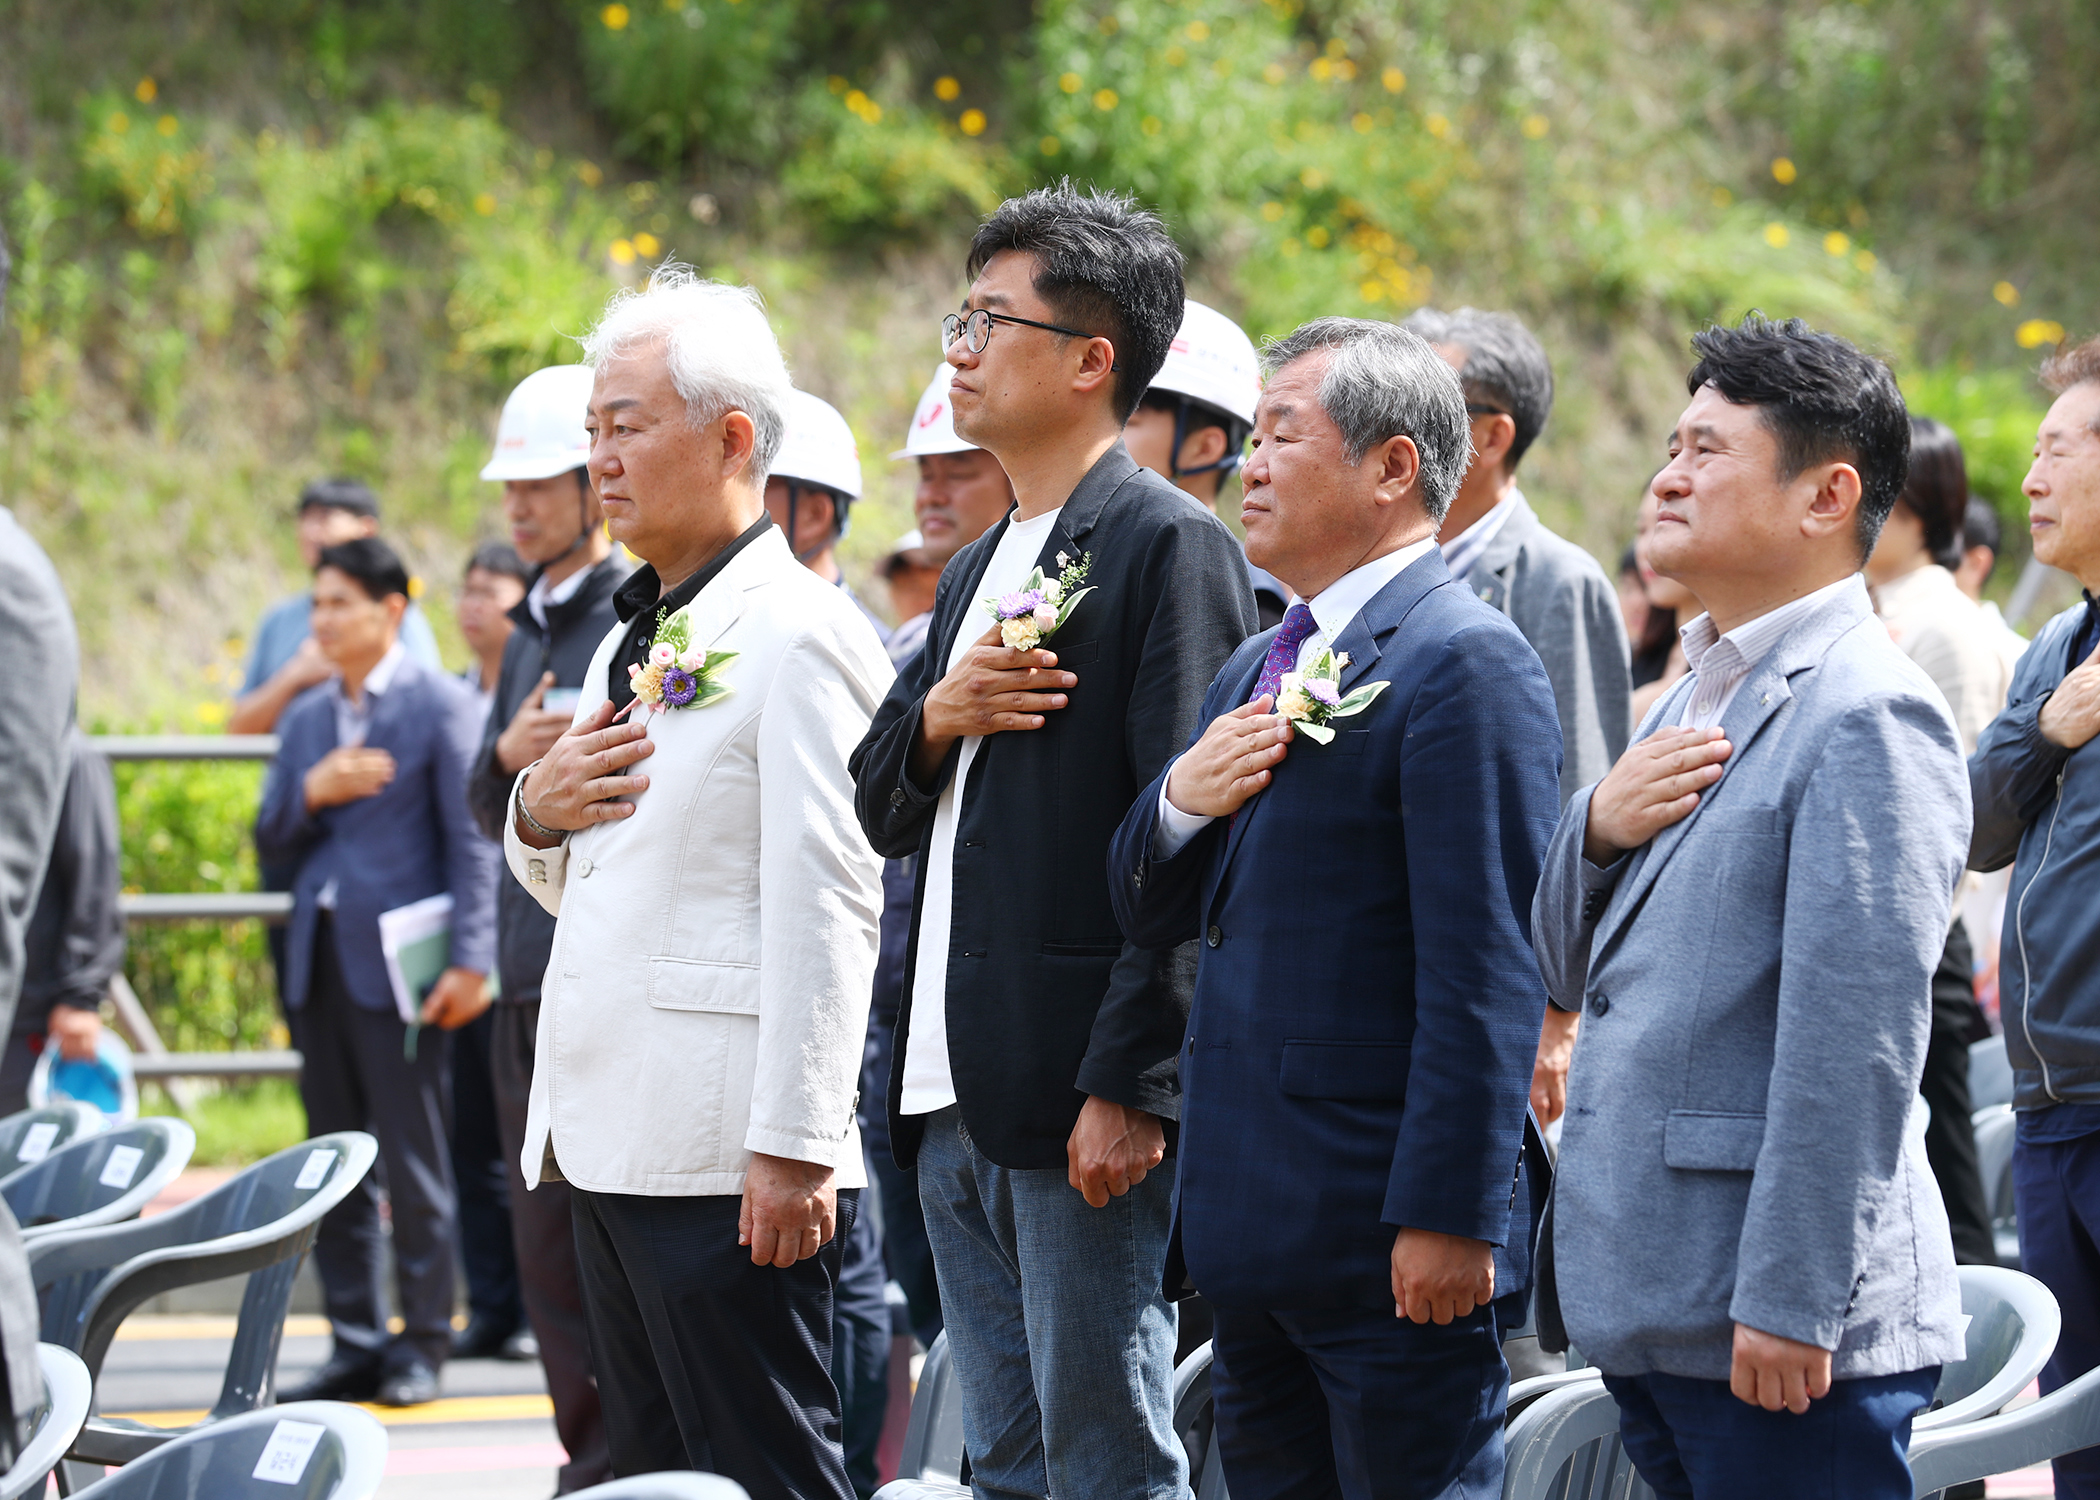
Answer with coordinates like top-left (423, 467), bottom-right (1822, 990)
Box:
top-left (899, 507), bottom-right (1062, 1116)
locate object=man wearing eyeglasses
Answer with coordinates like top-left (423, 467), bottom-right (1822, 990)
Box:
top-left (851, 185), bottom-right (1256, 1500)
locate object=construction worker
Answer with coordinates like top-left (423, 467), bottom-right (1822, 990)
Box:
top-left (764, 389), bottom-right (887, 643)
top-left (896, 363), bottom-right (1018, 576)
top-left (463, 362), bottom-right (624, 1492)
top-left (1123, 299), bottom-right (1288, 628)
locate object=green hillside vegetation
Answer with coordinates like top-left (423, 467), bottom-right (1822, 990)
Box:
top-left (2, 0), bottom-right (2092, 1051)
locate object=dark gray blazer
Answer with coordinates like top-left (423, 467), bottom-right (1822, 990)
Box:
top-left (1532, 580), bottom-right (1967, 1381)
top-left (1464, 493), bottom-right (1631, 805)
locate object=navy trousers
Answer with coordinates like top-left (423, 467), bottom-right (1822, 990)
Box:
top-left (1209, 1304), bottom-right (1506, 1500)
top-left (2014, 1129), bottom-right (2100, 1498)
top-left (832, 1198), bottom-right (890, 1499)
top-left (1601, 1367), bottom-right (1938, 1500)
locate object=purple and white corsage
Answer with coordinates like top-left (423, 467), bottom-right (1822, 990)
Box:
top-left (986, 550), bottom-right (1094, 653)
top-left (1276, 648), bottom-right (1388, 744)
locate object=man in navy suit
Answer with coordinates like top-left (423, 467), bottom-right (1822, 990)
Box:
top-left (1109, 318), bottom-right (1562, 1499)
top-left (258, 537), bottom-right (499, 1408)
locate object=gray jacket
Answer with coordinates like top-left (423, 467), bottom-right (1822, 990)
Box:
top-left (1466, 493), bottom-right (1631, 804)
top-left (1969, 599), bottom-right (2100, 1109)
top-left (1533, 581), bottom-right (1966, 1381)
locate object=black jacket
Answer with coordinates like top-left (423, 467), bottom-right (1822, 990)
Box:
top-left (18, 727), bottom-right (124, 1038)
top-left (468, 553), bottom-right (631, 1004)
top-left (850, 444), bottom-right (1257, 1170)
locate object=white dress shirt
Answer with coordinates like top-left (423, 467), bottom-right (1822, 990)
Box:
top-left (317, 640), bottom-right (406, 909)
top-left (1669, 574), bottom-right (1865, 730)
top-left (899, 507), bottom-right (1063, 1116)
top-left (1155, 535), bottom-right (1438, 857)
top-left (1439, 489), bottom-right (1522, 583)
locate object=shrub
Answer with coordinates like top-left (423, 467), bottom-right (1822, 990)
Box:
top-left (76, 94), bottom-right (213, 241)
top-left (782, 81), bottom-right (1007, 247)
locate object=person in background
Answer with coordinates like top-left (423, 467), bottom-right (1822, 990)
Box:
top-left (1969, 334), bottom-right (2100, 1500)
top-left (231, 478), bottom-right (442, 735)
top-left (1401, 306), bottom-right (1632, 1150)
top-left (1124, 299), bottom-right (1286, 629)
top-left (1955, 497), bottom-right (2031, 673)
top-left (1536, 317), bottom-right (1965, 1500)
top-left (458, 542), bottom-right (531, 717)
top-left (1630, 489), bottom-right (1694, 722)
top-left (898, 363), bottom-right (1020, 573)
top-left (259, 536), bottom-right (498, 1410)
top-left (1865, 417), bottom-right (2012, 1269)
top-left (878, 531), bottom-right (941, 661)
top-left (2, 727), bottom-right (122, 1115)
top-left (466, 362), bottom-right (621, 1492)
top-left (1617, 545), bottom-right (1652, 654)
top-left (765, 389), bottom-right (887, 643)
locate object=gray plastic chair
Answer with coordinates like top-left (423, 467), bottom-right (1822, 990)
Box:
top-left (1915, 1264), bottom-right (2060, 1431)
top-left (1502, 1378), bottom-right (1651, 1500)
top-left (0, 1344), bottom-right (92, 1500)
top-left (66, 1401), bottom-right (386, 1499)
top-left (1972, 1103), bottom-right (2021, 1267)
top-left (1, 1119), bottom-right (194, 1242)
top-left (1910, 1358), bottom-right (2100, 1497)
top-left (890, 1330), bottom-right (968, 1486)
top-left (1969, 1033), bottom-right (2014, 1113)
top-left (1173, 1340), bottom-right (1227, 1500)
top-left (26, 1132), bottom-right (376, 1479)
top-left (568, 1476), bottom-right (753, 1499)
top-left (0, 1105), bottom-right (107, 1187)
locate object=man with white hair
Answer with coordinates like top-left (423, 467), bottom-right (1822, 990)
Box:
top-left (504, 265), bottom-right (892, 1497)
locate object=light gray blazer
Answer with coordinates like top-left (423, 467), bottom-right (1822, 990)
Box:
top-left (1533, 580), bottom-right (1968, 1381)
top-left (1467, 493), bottom-right (1631, 805)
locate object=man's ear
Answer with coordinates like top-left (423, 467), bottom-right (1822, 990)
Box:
top-left (384, 593), bottom-right (409, 629)
top-left (1373, 433), bottom-right (1423, 504)
top-left (1802, 461), bottom-right (1863, 545)
top-left (1179, 425), bottom-right (1230, 473)
top-left (720, 409), bottom-right (759, 482)
top-left (1072, 337), bottom-right (1118, 404)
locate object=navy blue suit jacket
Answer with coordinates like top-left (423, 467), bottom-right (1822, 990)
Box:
top-left (1108, 549), bottom-right (1561, 1312)
top-left (256, 654), bottom-right (499, 1013)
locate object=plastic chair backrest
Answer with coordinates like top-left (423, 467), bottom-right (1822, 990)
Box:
top-left (1915, 1264), bottom-right (2062, 1431)
top-left (1970, 1034), bottom-right (2015, 1113)
top-left (893, 1331), bottom-right (967, 1484)
top-left (0, 1118), bottom-right (193, 1240)
top-left (1170, 1341), bottom-right (1229, 1500)
top-left (0, 1105), bottom-right (105, 1188)
top-left (67, 1401), bottom-right (386, 1499)
top-left (0, 1344), bottom-right (91, 1500)
top-left (1971, 1104), bottom-right (2021, 1267)
top-left (1910, 1359), bottom-right (2100, 1494)
top-left (567, 1476), bottom-right (753, 1499)
top-left (1501, 1379), bottom-right (1655, 1500)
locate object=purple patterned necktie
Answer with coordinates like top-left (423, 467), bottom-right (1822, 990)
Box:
top-left (1250, 602), bottom-right (1319, 705)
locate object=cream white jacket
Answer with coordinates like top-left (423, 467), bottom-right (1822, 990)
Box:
top-left (505, 528), bottom-right (892, 1196)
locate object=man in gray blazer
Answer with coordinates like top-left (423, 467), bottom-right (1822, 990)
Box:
top-left (1533, 317), bottom-right (1967, 1499)
top-left (1403, 308), bottom-right (1633, 1137)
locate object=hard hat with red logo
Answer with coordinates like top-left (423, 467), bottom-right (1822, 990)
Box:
top-left (480, 364), bottom-right (596, 482)
top-left (891, 364), bottom-right (979, 460)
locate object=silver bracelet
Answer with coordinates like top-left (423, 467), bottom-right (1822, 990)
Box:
top-left (515, 763), bottom-right (569, 845)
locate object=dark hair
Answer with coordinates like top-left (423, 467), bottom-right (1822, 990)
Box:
top-left (1963, 497), bottom-right (2002, 558)
top-left (1399, 307), bottom-right (1554, 472)
top-left (316, 537), bottom-right (410, 602)
top-left (1897, 417), bottom-right (1968, 568)
top-left (966, 182), bottom-right (1185, 422)
top-left (299, 476), bottom-right (380, 519)
top-left (466, 541), bottom-right (532, 587)
top-left (1686, 314), bottom-right (1910, 561)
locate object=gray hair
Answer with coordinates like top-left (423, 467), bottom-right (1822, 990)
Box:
top-left (1261, 317), bottom-right (1472, 522)
top-left (579, 261), bottom-right (792, 485)
top-left (1400, 306), bottom-right (1554, 473)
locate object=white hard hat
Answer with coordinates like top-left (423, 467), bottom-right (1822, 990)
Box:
top-left (1147, 300), bottom-right (1260, 427)
top-left (772, 389), bottom-right (862, 499)
top-left (891, 364), bottom-right (980, 459)
top-left (481, 364), bottom-right (596, 482)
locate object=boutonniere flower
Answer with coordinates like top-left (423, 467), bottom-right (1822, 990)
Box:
top-left (987, 549), bottom-right (1094, 653)
top-left (1275, 647), bottom-right (1389, 744)
top-left (622, 605), bottom-right (736, 717)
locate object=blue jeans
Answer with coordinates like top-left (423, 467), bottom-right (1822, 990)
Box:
top-left (1601, 1367), bottom-right (1939, 1500)
top-left (915, 1105), bottom-right (1183, 1500)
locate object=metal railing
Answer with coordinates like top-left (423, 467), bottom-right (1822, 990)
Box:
top-left (91, 734), bottom-right (302, 1093)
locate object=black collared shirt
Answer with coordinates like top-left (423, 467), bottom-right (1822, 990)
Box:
top-left (607, 513), bottom-right (774, 713)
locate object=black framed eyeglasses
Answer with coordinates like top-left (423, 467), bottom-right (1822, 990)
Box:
top-left (942, 308), bottom-right (1119, 369)
top-left (1465, 402), bottom-right (1512, 418)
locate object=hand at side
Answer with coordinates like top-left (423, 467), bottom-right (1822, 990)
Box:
top-left (1581, 725), bottom-right (1732, 866)
top-left (1531, 1006), bottom-right (1579, 1125)
top-left (1164, 696), bottom-right (1294, 819)
top-left (1730, 1323), bottom-right (1833, 1413)
top-left (1391, 1228), bottom-right (1495, 1324)
top-left (739, 1153), bottom-right (838, 1268)
top-left (1067, 1096), bottom-right (1165, 1208)
top-left (420, 968), bottom-right (491, 1030)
